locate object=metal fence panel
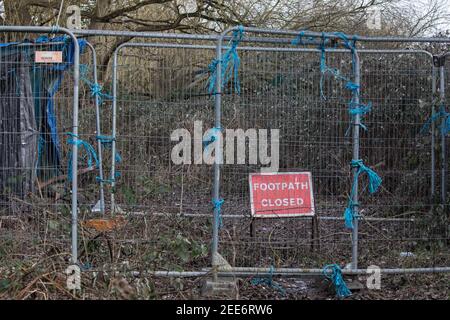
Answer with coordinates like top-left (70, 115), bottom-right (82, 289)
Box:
top-left (0, 27), bottom-right (80, 266)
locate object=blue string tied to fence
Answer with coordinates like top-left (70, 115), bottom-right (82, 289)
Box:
top-left (343, 201), bottom-right (358, 229)
top-left (344, 159), bottom-right (382, 229)
top-left (222, 26), bottom-right (244, 94)
top-left (96, 135), bottom-right (122, 164)
top-left (79, 64), bottom-right (113, 105)
top-left (345, 81), bottom-right (360, 92)
top-left (207, 59), bottom-right (220, 95)
top-left (420, 106), bottom-right (450, 135)
top-left (213, 198), bottom-right (225, 229)
top-left (345, 101), bottom-right (372, 135)
top-left (291, 31), bottom-right (307, 45)
top-left (96, 135), bottom-right (115, 144)
top-left (444, 114), bottom-right (450, 134)
top-left (207, 25), bottom-right (244, 95)
top-left (251, 265), bottom-right (286, 296)
top-left (322, 264), bottom-right (351, 298)
top-left (318, 33), bottom-right (358, 101)
top-left (319, 33), bottom-right (373, 133)
top-left (66, 133), bottom-right (99, 181)
top-left (332, 32), bottom-right (358, 52)
top-left (96, 171), bottom-right (121, 185)
top-left (203, 126), bottom-right (222, 150)
top-left (90, 82), bottom-right (113, 104)
top-left (94, 136), bottom-right (122, 183)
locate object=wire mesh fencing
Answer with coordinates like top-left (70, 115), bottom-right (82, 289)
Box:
top-left (0, 28), bottom-right (449, 281)
top-left (0, 28), bottom-right (82, 269)
top-left (215, 47), bottom-right (447, 270)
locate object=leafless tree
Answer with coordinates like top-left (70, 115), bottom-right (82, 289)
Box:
top-left (3, 0), bottom-right (449, 76)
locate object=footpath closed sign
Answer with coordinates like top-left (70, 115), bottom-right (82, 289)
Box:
top-left (249, 172), bottom-right (315, 218)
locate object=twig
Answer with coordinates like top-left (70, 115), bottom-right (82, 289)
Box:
top-left (39, 166), bottom-right (95, 189)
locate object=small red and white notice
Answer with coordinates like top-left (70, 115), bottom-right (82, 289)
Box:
top-left (249, 172), bottom-right (315, 218)
top-left (35, 51), bottom-right (63, 63)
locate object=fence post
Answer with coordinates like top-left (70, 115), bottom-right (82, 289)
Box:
top-left (71, 33), bottom-right (80, 265)
top-left (431, 65), bottom-right (437, 200)
top-left (110, 47), bottom-right (119, 212)
top-left (211, 33), bottom-right (224, 280)
top-left (85, 41), bottom-right (105, 214)
top-left (439, 57), bottom-right (447, 204)
top-left (351, 51), bottom-right (361, 270)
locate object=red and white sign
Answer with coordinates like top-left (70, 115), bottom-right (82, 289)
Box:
top-left (35, 51), bottom-right (63, 63)
top-left (249, 172), bottom-right (315, 218)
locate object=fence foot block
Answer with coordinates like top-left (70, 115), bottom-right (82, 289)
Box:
top-left (201, 278), bottom-right (238, 298)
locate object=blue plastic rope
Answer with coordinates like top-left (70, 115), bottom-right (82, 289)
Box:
top-left (291, 31), bottom-right (306, 45)
top-left (96, 135), bottom-right (115, 144)
top-left (213, 198), bottom-right (224, 229)
top-left (344, 160), bottom-right (382, 229)
top-left (95, 135), bottom-right (122, 164)
top-left (345, 81), bottom-right (360, 92)
top-left (203, 127), bottom-right (222, 151)
top-left (420, 106), bottom-right (450, 135)
top-left (317, 33), bottom-right (372, 133)
top-left (96, 172), bottom-right (121, 184)
top-left (332, 32), bottom-right (358, 51)
top-left (207, 26), bottom-right (244, 95)
top-left (66, 133), bottom-right (99, 181)
top-left (345, 101), bottom-right (372, 135)
top-left (207, 59), bottom-right (220, 95)
top-left (79, 64), bottom-right (113, 105)
top-left (344, 202), bottom-right (357, 230)
top-left (319, 47), bottom-right (349, 100)
top-left (115, 152), bottom-right (123, 164)
top-left (444, 114), bottom-right (450, 134)
top-left (322, 264), bottom-right (351, 298)
top-left (349, 101), bottom-right (372, 116)
top-left (251, 265), bottom-right (286, 296)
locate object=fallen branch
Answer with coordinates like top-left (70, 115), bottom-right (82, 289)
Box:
top-left (39, 166), bottom-right (95, 189)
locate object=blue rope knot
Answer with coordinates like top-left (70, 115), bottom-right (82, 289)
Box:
top-left (322, 264), bottom-right (351, 298)
top-left (207, 25), bottom-right (244, 95)
top-left (345, 81), bottom-right (360, 92)
top-left (251, 265), bottom-right (286, 296)
top-left (79, 64), bottom-right (113, 105)
top-left (344, 160), bottom-right (382, 229)
top-left (97, 171), bottom-right (121, 184)
top-left (291, 31), bottom-right (306, 45)
top-left (351, 159), bottom-right (382, 194)
top-left (332, 32), bottom-right (358, 52)
top-left (349, 101), bottom-right (372, 116)
top-left (344, 201), bottom-right (359, 229)
top-left (90, 83), bottom-right (103, 97)
top-left (420, 106), bottom-right (450, 135)
top-left (345, 101), bottom-right (372, 135)
top-left (96, 135), bottom-right (115, 144)
top-left (292, 30), bottom-right (327, 46)
top-left (96, 135), bottom-right (122, 163)
top-left (89, 82), bottom-right (113, 105)
top-left (213, 198), bottom-right (225, 229)
top-left (203, 127), bottom-right (222, 149)
top-left (66, 133), bottom-right (99, 181)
